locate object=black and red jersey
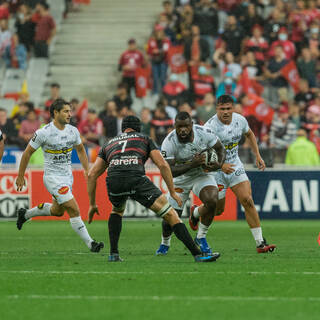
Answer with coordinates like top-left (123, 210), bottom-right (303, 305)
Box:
top-left (98, 131), bottom-right (158, 177)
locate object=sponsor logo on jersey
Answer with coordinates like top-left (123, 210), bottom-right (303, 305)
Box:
top-left (235, 168), bottom-right (245, 176)
top-left (37, 203), bottom-right (44, 209)
top-left (58, 186), bottom-right (69, 195)
top-left (225, 142), bottom-right (238, 150)
top-left (109, 157), bottom-right (139, 166)
top-left (218, 184), bottom-right (224, 192)
top-left (31, 133), bottom-right (37, 142)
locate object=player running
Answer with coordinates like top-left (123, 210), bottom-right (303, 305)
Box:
top-left (156, 112), bottom-right (226, 255)
top-left (200, 94), bottom-right (276, 253)
top-left (87, 115), bottom-right (220, 262)
top-left (16, 99), bottom-right (104, 253)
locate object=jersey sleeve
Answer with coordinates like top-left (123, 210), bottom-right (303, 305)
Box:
top-left (73, 127), bottom-right (82, 146)
top-left (240, 115), bottom-right (250, 134)
top-left (204, 128), bottom-right (219, 148)
top-left (29, 129), bottom-right (45, 150)
top-left (98, 145), bottom-right (107, 162)
top-left (161, 136), bottom-right (175, 160)
top-left (147, 136), bottom-right (158, 153)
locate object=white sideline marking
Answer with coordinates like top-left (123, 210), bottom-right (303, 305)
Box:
top-left (5, 295), bottom-right (320, 302)
top-left (1, 270), bottom-right (320, 275)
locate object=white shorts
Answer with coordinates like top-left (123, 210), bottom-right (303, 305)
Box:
top-left (43, 175), bottom-right (74, 205)
top-left (215, 164), bottom-right (248, 200)
top-left (168, 172), bottom-right (217, 210)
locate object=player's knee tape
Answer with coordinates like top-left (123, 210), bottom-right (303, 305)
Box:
top-left (156, 203), bottom-right (172, 217)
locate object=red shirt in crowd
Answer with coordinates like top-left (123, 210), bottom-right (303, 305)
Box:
top-left (147, 37), bottom-right (171, 62)
top-left (35, 15), bottom-right (56, 42)
top-left (163, 81), bottom-right (186, 96)
top-left (245, 37), bottom-right (269, 61)
top-left (119, 50), bottom-right (145, 78)
top-left (0, 4), bottom-right (9, 19)
top-left (269, 40), bottom-right (296, 60)
top-left (192, 74), bottom-right (215, 105)
top-left (78, 118), bottom-right (103, 137)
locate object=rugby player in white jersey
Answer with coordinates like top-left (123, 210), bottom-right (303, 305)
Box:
top-left (15, 99), bottom-right (104, 252)
top-left (156, 111), bottom-right (226, 255)
top-left (199, 94), bottom-right (276, 253)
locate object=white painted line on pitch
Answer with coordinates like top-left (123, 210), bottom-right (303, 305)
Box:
top-left (1, 270), bottom-right (320, 275)
top-left (5, 295), bottom-right (320, 302)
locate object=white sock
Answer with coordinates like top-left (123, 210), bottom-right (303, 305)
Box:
top-left (193, 206), bottom-right (200, 219)
top-left (25, 203), bottom-right (52, 220)
top-left (69, 216), bottom-right (93, 249)
top-left (161, 235), bottom-right (171, 246)
top-left (197, 222), bottom-right (209, 239)
top-left (251, 227), bottom-right (263, 246)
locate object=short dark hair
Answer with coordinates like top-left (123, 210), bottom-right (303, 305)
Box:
top-left (38, 1), bottom-right (49, 10)
top-left (50, 82), bottom-right (60, 89)
top-left (70, 98), bottom-right (79, 104)
top-left (50, 99), bottom-right (70, 118)
top-left (217, 95), bottom-right (234, 106)
top-left (175, 111), bottom-right (191, 122)
top-left (121, 115), bottom-right (141, 132)
top-left (0, 108), bottom-right (7, 113)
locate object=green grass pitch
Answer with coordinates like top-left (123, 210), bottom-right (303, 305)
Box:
top-left (0, 219), bottom-right (319, 320)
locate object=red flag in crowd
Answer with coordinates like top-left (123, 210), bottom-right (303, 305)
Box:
top-left (235, 68), bottom-right (264, 97)
top-left (76, 99), bottom-right (88, 122)
top-left (243, 94), bottom-right (274, 126)
top-left (168, 45), bottom-right (187, 74)
top-left (281, 60), bottom-right (300, 94)
top-left (135, 67), bottom-right (151, 98)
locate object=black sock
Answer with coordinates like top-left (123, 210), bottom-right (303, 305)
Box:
top-left (162, 220), bottom-right (173, 238)
top-left (173, 223), bottom-right (201, 256)
top-left (108, 214), bottom-right (122, 254)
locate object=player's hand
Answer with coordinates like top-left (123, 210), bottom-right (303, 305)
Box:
top-left (191, 153), bottom-right (206, 168)
top-left (170, 192), bottom-right (183, 208)
top-left (256, 155), bottom-right (266, 171)
top-left (88, 205), bottom-right (100, 224)
top-left (221, 163), bottom-right (235, 174)
top-left (16, 175), bottom-right (26, 192)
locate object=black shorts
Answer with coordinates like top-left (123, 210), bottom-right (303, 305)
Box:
top-left (106, 175), bottom-right (162, 209)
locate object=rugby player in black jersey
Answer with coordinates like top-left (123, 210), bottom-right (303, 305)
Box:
top-left (87, 115), bottom-right (220, 262)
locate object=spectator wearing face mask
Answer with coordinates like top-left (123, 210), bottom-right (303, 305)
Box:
top-left (269, 27), bottom-right (296, 60)
top-left (305, 21), bottom-right (320, 58)
top-left (162, 73), bottom-right (187, 108)
top-left (216, 71), bottom-right (236, 98)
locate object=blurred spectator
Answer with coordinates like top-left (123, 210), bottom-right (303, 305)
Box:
top-left (0, 0), bottom-right (9, 20)
top-left (241, 3), bottom-right (264, 37)
top-left (99, 100), bottom-right (118, 139)
top-left (162, 73), bottom-right (187, 108)
top-left (18, 108), bottom-right (41, 148)
top-left (150, 105), bottom-right (173, 146)
top-left (3, 33), bottom-right (27, 69)
top-left (118, 38), bottom-right (145, 94)
top-left (264, 9), bottom-right (286, 43)
top-left (113, 83), bottom-right (133, 110)
top-left (303, 104), bottom-right (320, 126)
top-left (269, 105), bottom-right (297, 149)
top-left (305, 21), bottom-right (320, 58)
top-left (78, 109), bottom-right (103, 147)
top-left (196, 92), bottom-right (216, 124)
top-left (0, 19), bottom-right (11, 55)
top-left (34, 1), bottom-right (56, 58)
top-left (213, 48), bottom-right (242, 79)
top-left (162, 0), bottom-right (179, 32)
top-left (265, 46), bottom-right (288, 104)
top-left (297, 47), bottom-right (317, 88)
top-left (193, 0), bottom-right (219, 57)
top-left (147, 24), bottom-right (171, 94)
top-left (178, 101), bottom-right (199, 124)
top-left (269, 27), bottom-right (296, 60)
top-left (191, 65), bottom-right (215, 105)
top-left (15, 3), bottom-right (35, 52)
top-left (245, 24), bottom-right (269, 61)
top-left (12, 101), bottom-right (32, 131)
top-left (44, 83), bottom-right (61, 123)
top-left (216, 71), bottom-right (236, 98)
top-left (140, 107), bottom-right (151, 136)
top-left (243, 51), bottom-right (264, 80)
top-left (69, 98), bottom-right (80, 127)
top-left (0, 107), bottom-right (19, 145)
top-left (158, 13), bottom-right (176, 43)
top-left (285, 128), bottom-right (320, 165)
top-left (221, 15), bottom-right (245, 57)
top-left (294, 79), bottom-right (315, 110)
top-left (289, 102), bottom-right (301, 129)
top-left (184, 24), bottom-right (210, 69)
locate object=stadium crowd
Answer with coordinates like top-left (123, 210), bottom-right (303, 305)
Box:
top-left (1, 0), bottom-right (320, 165)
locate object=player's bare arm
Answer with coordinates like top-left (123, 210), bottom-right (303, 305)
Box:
top-left (166, 153), bottom-right (206, 178)
top-left (245, 129), bottom-right (266, 171)
top-left (150, 149), bottom-right (182, 207)
top-left (16, 144), bottom-right (36, 191)
top-left (75, 143), bottom-right (90, 178)
top-left (87, 157), bottom-right (108, 223)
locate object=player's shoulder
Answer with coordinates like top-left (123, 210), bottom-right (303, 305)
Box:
top-left (232, 113), bottom-right (248, 127)
top-left (204, 114), bottom-right (218, 127)
top-left (164, 130), bottom-right (176, 143)
top-left (66, 123), bottom-right (79, 133)
top-left (35, 122), bottom-right (51, 136)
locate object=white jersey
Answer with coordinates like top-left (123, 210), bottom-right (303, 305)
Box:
top-left (161, 124), bottom-right (219, 184)
top-left (205, 113), bottom-right (249, 165)
top-left (29, 122), bottom-right (82, 177)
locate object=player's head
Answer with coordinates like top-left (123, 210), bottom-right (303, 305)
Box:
top-left (122, 115), bottom-right (141, 133)
top-left (50, 99), bottom-right (71, 124)
top-left (216, 94), bottom-right (235, 124)
top-left (175, 111), bottom-right (193, 143)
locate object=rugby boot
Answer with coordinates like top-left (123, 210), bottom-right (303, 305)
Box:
top-left (90, 240), bottom-right (104, 253)
top-left (189, 205), bottom-right (199, 231)
top-left (16, 208), bottom-right (27, 230)
top-left (108, 253), bottom-right (123, 262)
top-left (194, 252), bottom-right (220, 262)
top-left (194, 237), bottom-right (213, 254)
top-left (155, 244), bottom-right (170, 255)
top-left (256, 238), bottom-right (276, 253)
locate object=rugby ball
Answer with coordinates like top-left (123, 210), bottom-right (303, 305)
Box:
top-left (203, 148), bottom-right (218, 166)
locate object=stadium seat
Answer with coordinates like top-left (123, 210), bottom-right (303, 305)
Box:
top-left (0, 69), bottom-right (25, 96)
top-left (0, 98), bottom-right (16, 114)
